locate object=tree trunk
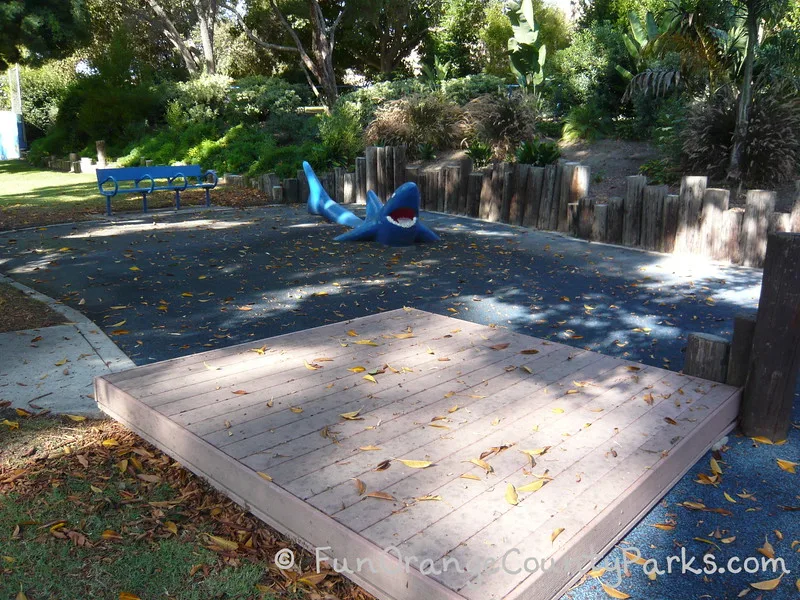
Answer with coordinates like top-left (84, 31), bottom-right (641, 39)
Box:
top-left (195, 0), bottom-right (217, 75)
top-left (728, 4), bottom-right (758, 183)
top-left (145, 0), bottom-right (201, 75)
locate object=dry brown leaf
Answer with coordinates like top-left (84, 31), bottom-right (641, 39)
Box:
top-left (375, 460), bottom-right (391, 471)
top-left (353, 478), bottom-right (366, 495)
top-left (290, 407), bottom-right (303, 414)
top-left (750, 574), bottom-right (783, 591)
top-left (758, 537), bottom-right (775, 559)
top-left (489, 343), bottom-right (510, 350)
top-left (652, 523), bottom-right (675, 531)
top-left (664, 417), bottom-right (678, 425)
top-left (710, 457), bottom-right (723, 475)
top-left (365, 491), bottom-right (395, 501)
top-left (520, 349), bottom-right (540, 355)
top-left (119, 593), bottom-right (142, 600)
top-left (397, 459), bottom-right (433, 469)
top-left (164, 521), bottom-right (178, 535)
top-left (207, 535), bottom-right (238, 551)
top-left (588, 568), bottom-right (606, 578)
top-left (600, 582), bottom-right (630, 599)
top-left (505, 484), bottom-right (519, 506)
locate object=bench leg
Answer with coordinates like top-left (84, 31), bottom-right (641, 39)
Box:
top-left (142, 193), bottom-right (148, 213)
top-left (175, 190), bottom-right (181, 211)
top-left (106, 196), bottom-right (112, 216)
top-left (205, 188), bottom-right (211, 207)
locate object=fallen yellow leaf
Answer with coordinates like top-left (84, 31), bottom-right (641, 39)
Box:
top-left (359, 445), bottom-right (382, 451)
top-left (777, 459), bottom-right (797, 474)
top-left (2, 420), bottom-right (19, 430)
top-left (340, 411), bottom-right (363, 420)
top-left (551, 527), bottom-right (565, 543)
top-left (119, 593), bottom-right (141, 600)
top-left (505, 484), bottom-right (519, 506)
top-left (348, 366), bottom-right (366, 373)
top-left (346, 329), bottom-right (358, 337)
top-left (470, 458), bottom-right (493, 473)
top-left (363, 374), bottom-right (378, 383)
top-left (353, 478), bottom-right (366, 495)
top-left (397, 459), bottom-right (433, 469)
top-left (600, 582), bottom-right (630, 599)
top-left (365, 491), bottom-right (395, 501)
top-left (207, 535), bottom-right (238, 551)
top-left (257, 472), bottom-right (272, 481)
top-left (460, 473), bottom-right (481, 481)
top-left (65, 414), bottom-right (86, 422)
top-left (750, 574), bottom-right (783, 591)
top-left (517, 480), bottom-right (545, 493)
top-left (355, 340), bottom-right (378, 346)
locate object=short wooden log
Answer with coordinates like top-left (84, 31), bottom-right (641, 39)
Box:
top-left (726, 314), bottom-right (757, 387)
top-left (334, 167), bottom-right (345, 202)
top-left (698, 188), bottom-right (730, 258)
top-left (769, 211), bottom-right (792, 233)
top-left (571, 165), bottom-right (591, 204)
top-left (404, 166), bottom-right (420, 188)
top-left (445, 166), bottom-right (461, 214)
top-left (622, 175), bottom-right (647, 247)
top-left (355, 156), bottom-right (367, 205)
top-left (458, 157), bottom-right (471, 215)
top-left (684, 333), bottom-right (730, 383)
top-left (557, 162), bottom-right (578, 232)
top-left (661, 194), bottom-right (680, 253)
top-left (791, 181), bottom-right (800, 232)
top-left (567, 202), bottom-right (579, 237)
top-left (538, 163), bottom-right (558, 230)
top-left (510, 164), bottom-right (529, 225)
top-left (365, 147), bottom-right (378, 197)
top-left (674, 175), bottom-right (708, 254)
top-left (577, 196), bottom-right (593, 239)
top-left (740, 232), bottom-right (800, 441)
top-left (592, 203), bottom-right (608, 242)
top-left (488, 164), bottom-right (503, 222)
top-left (375, 147), bottom-right (386, 199)
top-left (393, 146), bottom-right (407, 190)
top-left (740, 189), bottom-right (777, 268)
top-left (606, 196), bottom-right (624, 244)
top-left (385, 147), bottom-right (395, 197)
top-left (342, 173), bottom-right (355, 204)
top-left (271, 185), bottom-right (283, 204)
top-left (436, 168), bottom-right (446, 212)
top-left (297, 169), bottom-right (310, 204)
top-left (467, 172), bottom-right (482, 218)
top-left (501, 165), bottom-right (514, 223)
top-left (641, 185), bottom-right (667, 251)
top-left (479, 167), bottom-right (493, 220)
top-left (523, 166), bottom-right (544, 228)
top-left (713, 208), bottom-right (743, 263)
top-left (283, 178), bottom-right (300, 204)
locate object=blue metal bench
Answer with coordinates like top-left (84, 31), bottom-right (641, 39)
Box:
top-left (96, 165), bottom-right (218, 216)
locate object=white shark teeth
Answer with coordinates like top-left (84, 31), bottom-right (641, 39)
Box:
top-left (386, 216), bottom-right (417, 229)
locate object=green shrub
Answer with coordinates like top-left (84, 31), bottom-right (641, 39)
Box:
top-left (681, 88), bottom-right (800, 185)
top-left (515, 139), bottom-right (561, 166)
top-left (18, 60), bottom-right (78, 138)
top-left (463, 93), bottom-right (537, 158)
top-left (465, 140), bottom-right (493, 168)
top-left (417, 142), bottom-right (436, 160)
top-left (226, 76), bottom-right (304, 124)
top-left (441, 74), bottom-right (507, 105)
top-left (364, 94), bottom-right (465, 156)
top-left (638, 157), bottom-right (679, 184)
top-left (562, 103), bottom-right (611, 142)
top-left (318, 102), bottom-right (365, 166)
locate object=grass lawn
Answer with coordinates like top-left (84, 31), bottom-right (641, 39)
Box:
top-left (0, 160), bottom-right (270, 231)
top-left (0, 414), bottom-right (368, 600)
top-left (0, 283), bottom-right (65, 333)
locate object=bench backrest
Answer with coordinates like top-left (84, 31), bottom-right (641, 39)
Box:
top-left (96, 165), bottom-right (204, 182)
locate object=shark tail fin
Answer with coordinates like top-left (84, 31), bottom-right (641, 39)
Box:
top-left (304, 161), bottom-right (363, 228)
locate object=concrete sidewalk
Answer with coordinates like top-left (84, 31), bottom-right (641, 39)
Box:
top-left (0, 274), bottom-right (134, 416)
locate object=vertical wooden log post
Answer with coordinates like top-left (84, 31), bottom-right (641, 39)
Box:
top-left (740, 190), bottom-right (777, 268)
top-left (770, 212), bottom-right (792, 233)
top-left (538, 164), bottom-right (557, 230)
top-left (674, 175), bottom-right (707, 254)
top-left (577, 197), bottom-right (593, 239)
top-left (740, 232), bottom-right (800, 441)
top-left (684, 333), bottom-right (730, 383)
top-left (393, 146), bottom-right (407, 191)
top-left (660, 194), bottom-right (680, 253)
top-left (557, 162), bottom-right (578, 232)
top-left (458, 158), bottom-right (471, 215)
top-left (445, 166), bottom-right (461, 214)
top-left (592, 203), bottom-right (608, 242)
top-left (376, 146), bottom-right (386, 200)
top-left (623, 175), bottom-right (647, 247)
top-left (404, 166), bottom-right (420, 189)
top-left (641, 185), bottom-right (667, 251)
top-left (726, 314), bottom-right (757, 387)
top-left (523, 166), bottom-right (544, 228)
top-left (510, 164), bottom-right (529, 225)
top-left (567, 203), bottom-right (580, 237)
top-left (334, 167), bottom-right (345, 202)
top-left (343, 173), bottom-right (356, 204)
top-left (271, 185), bottom-right (283, 204)
top-left (436, 168), bottom-right (446, 212)
top-left (488, 165), bottom-right (503, 222)
top-left (355, 157), bottom-right (367, 205)
top-left (96, 140), bottom-right (107, 168)
top-left (606, 197), bottom-right (624, 244)
top-left (501, 165), bottom-right (514, 223)
top-left (699, 188), bottom-right (730, 258)
top-left (365, 147), bottom-right (378, 198)
top-left (717, 209), bottom-right (744, 264)
top-left (571, 165), bottom-right (591, 205)
top-left (284, 178), bottom-right (300, 204)
top-left (791, 181), bottom-right (800, 232)
top-left (297, 169), bottom-right (310, 204)
top-left (479, 167), bottom-right (493, 220)
top-left (467, 172), bottom-right (483, 218)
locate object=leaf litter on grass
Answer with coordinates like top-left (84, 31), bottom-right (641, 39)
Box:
top-left (0, 415), bottom-right (375, 600)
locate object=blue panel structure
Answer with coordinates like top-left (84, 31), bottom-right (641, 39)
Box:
top-left (0, 111), bottom-right (21, 160)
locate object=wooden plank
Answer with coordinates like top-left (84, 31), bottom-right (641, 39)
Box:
top-left (95, 381), bottom-right (464, 600)
top-left (739, 189), bottom-right (776, 267)
top-left (488, 165), bottom-right (503, 222)
top-left (674, 175), bottom-right (707, 254)
top-left (622, 175), bottom-right (646, 247)
top-left (522, 166), bottom-right (544, 229)
top-left (355, 156), bottom-right (367, 205)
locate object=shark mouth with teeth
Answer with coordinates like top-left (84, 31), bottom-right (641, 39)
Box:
top-left (386, 207), bottom-right (418, 228)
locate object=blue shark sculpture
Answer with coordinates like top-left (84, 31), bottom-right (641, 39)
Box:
top-left (304, 161), bottom-right (439, 246)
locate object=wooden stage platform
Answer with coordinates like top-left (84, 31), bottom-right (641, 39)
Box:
top-left (96, 309), bottom-right (741, 600)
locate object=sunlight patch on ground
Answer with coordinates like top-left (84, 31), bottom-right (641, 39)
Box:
top-left (61, 218), bottom-right (255, 238)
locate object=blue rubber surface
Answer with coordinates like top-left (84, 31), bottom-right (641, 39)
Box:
top-left (1, 206), bottom-right (796, 599)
